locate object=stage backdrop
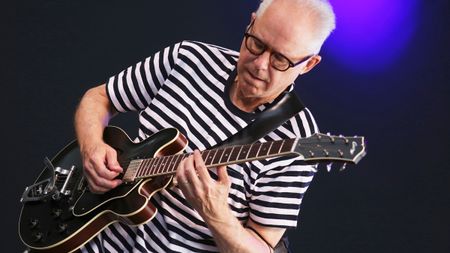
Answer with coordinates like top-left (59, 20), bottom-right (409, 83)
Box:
top-left (9, 0), bottom-right (449, 252)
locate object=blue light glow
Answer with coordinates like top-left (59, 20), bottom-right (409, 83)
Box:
top-left (325, 0), bottom-right (420, 73)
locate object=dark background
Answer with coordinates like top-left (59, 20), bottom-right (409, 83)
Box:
top-left (9, 0), bottom-right (449, 252)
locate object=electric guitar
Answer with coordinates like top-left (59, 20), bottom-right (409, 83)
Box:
top-left (19, 126), bottom-right (366, 253)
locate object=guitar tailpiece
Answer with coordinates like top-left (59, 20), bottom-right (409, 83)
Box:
top-left (20, 157), bottom-right (76, 203)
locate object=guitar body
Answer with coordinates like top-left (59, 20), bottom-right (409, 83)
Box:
top-left (19, 126), bottom-right (187, 253)
top-left (19, 126), bottom-right (366, 253)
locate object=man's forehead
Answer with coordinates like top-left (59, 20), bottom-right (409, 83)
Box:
top-left (252, 13), bottom-right (316, 57)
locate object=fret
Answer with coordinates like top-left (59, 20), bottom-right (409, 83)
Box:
top-left (142, 158), bottom-right (153, 177)
top-left (220, 146), bottom-right (234, 163)
top-left (247, 143), bottom-right (262, 160)
top-left (157, 156), bottom-right (169, 174)
top-left (211, 148), bottom-right (225, 166)
top-left (201, 150), bottom-right (208, 161)
top-left (229, 145), bottom-right (242, 162)
top-left (145, 158), bottom-right (158, 176)
top-left (124, 159), bottom-right (141, 182)
top-left (280, 139), bottom-right (295, 153)
top-left (151, 157), bottom-right (164, 176)
top-left (269, 140), bottom-right (282, 155)
top-left (277, 140), bottom-right (285, 154)
top-left (171, 154), bottom-right (184, 173)
top-left (162, 155), bottom-right (174, 174)
top-left (167, 154), bottom-right (180, 173)
top-left (136, 159), bottom-right (145, 178)
top-left (267, 142), bottom-right (274, 156)
top-left (237, 144), bottom-right (251, 161)
top-left (149, 158), bottom-right (159, 176)
top-left (258, 142), bottom-right (272, 157)
top-left (203, 150), bottom-right (216, 165)
top-left (134, 160), bottom-right (142, 178)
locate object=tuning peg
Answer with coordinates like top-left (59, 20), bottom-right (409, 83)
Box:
top-left (350, 141), bottom-right (357, 155)
top-left (325, 132), bottom-right (335, 143)
top-left (311, 164), bottom-right (318, 173)
top-left (339, 163), bottom-right (347, 172)
top-left (326, 163), bottom-right (333, 172)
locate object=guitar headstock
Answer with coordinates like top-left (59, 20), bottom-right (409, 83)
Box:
top-left (295, 133), bottom-right (366, 170)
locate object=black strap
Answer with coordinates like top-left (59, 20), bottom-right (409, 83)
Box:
top-left (216, 91), bottom-right (305, 147)
top-left (216, 90), bottom-right (303, 253)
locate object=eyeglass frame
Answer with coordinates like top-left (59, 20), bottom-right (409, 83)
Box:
top-left (243, 19), bottom-right (313, 72)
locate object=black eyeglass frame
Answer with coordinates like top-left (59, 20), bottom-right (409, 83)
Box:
top-left (244, 20), bottom-right (313, 72)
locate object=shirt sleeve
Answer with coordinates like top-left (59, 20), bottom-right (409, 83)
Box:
top-left (249, 160), bottom-right (316, 228)
top-left (105, 42), bottom-right (182, 113)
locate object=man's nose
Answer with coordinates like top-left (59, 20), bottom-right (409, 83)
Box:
top-left (253, 50), bottom-right (271, 70)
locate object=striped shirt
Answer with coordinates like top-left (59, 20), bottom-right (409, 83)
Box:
top-left (81, 40), bottom-right (318, 253)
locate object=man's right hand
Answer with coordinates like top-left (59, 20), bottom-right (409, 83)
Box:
top-left (80, 141), bottom-right (123, 193)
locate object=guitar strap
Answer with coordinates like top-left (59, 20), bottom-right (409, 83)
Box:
top-left (215, 90), bottom-right (305, 147)
top-left (215, 90), bottom-right (304, 253)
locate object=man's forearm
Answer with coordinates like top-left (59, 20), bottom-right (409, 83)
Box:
top-left (74, 84), bottom-right (115, 148)
top-left (203, 210), bottom-right (272, 253)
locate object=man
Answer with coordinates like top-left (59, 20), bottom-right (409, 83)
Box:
top-left (75, 0), bottom-right (336, 252)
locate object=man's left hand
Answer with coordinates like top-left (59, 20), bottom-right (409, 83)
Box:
top-left (175, 150), bottom-right (232, 222)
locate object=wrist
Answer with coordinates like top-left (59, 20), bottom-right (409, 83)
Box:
top-left (200, 205), bottom-right (236, 229)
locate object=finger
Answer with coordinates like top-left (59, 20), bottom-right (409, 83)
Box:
top-left (105, 148), bottom-right (123, 173)
top-left (171, 176), bottom-right (178, 186)
top-left (216, 165), bottom-right (231, 186)
top-left (193, 150), bottom-right (211, 183)
top-left (185, 153), bottom-right (201, 186)
top-left (84, 174), bottom-right (110, 193)
top-left (92, 174), bottom-right (122, 190)
top-left (175, 155), bottom-right (187, 184)
top-left (84, 161), bottom-right (122, 189)
top-left (178, 155), bottom-right (198, 198)
top-left (176, 155), bottom-right (193, 194)
top-left (92, 155), bottom-right (121, 180)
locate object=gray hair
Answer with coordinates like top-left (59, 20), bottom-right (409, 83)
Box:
top-left (255, 0), bottom-right (336, 53)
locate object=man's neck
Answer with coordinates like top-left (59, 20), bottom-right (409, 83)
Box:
top-left (229, 80), bottom-right (278, 113)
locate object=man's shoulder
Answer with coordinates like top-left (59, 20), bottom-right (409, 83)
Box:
top-left (279, 107), bottom-right (318, 138)
top-left (178, 40), bottom-right (240, 57)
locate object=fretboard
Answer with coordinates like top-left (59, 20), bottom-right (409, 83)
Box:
top-left (123, 138), bottom-right (298, 182)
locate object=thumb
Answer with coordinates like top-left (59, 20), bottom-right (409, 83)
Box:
top-left (216, 165), bottom-right (230, 186)
top-left (106, 148), bottom-right (123, 173)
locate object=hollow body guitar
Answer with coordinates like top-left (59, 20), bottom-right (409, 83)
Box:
top-left (19, 126), bottom-right (366, 253)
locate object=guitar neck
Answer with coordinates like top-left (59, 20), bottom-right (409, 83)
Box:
top-left (123, 139), bottom-right (298, 182)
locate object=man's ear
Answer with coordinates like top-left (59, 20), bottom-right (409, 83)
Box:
top-left (245, 13), bottom-right (257, 31)
top-left (301, 55), bottom-right (322, 75)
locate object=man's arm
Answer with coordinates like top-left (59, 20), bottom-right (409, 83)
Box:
top-left (74, 84), bottom-right (123, 193)
top-left (176, 150), bottom-right (286, 253)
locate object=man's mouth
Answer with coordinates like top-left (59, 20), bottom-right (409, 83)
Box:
top-left (248, 71), bottom-right (267, 83)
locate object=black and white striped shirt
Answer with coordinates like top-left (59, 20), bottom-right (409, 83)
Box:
top-left (81, 41), bottom-right (318, 253)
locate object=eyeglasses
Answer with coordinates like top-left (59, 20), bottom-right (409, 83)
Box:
top-left (244, 20), bottom-right (312, 72)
